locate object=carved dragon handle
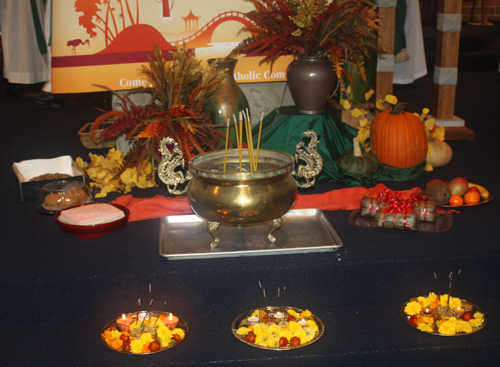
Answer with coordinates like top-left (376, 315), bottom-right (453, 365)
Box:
top-left (292, 130), bottom-right (323, 188)
top-left (157, 137), bottom-right (193, 195)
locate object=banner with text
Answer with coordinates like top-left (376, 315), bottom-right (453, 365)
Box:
top-left (51, 0), bottom-right (291, 93)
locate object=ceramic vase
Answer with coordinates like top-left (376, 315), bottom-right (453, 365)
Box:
top-left (286, 56), bottom-right (337, 114)
top-left (204, 58), bottom-right (250, 147)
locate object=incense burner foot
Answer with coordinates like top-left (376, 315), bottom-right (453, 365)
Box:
top-left (208, 221), bottom-right (220, 249)
top-left (267, 218), bottom-right (283, 243)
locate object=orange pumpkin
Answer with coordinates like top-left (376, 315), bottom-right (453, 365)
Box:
top-left (371, 103), bottom-right (428, 168)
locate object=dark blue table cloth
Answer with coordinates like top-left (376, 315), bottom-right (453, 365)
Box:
top-left (1, 72), bottom-right (500, 366)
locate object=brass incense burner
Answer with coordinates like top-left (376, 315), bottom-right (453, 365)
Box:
top-left (158, 131), bottom-right (322, 248)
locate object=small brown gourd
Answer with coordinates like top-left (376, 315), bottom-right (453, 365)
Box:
top-left (338, 137), bottom-right (380, 177)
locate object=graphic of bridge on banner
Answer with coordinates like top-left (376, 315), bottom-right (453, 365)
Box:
top-left (178, 11), bottom-right (254, 49)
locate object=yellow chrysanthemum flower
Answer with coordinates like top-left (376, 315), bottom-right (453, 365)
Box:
top-left (130, 338), bottom-right (148, 354)
top-left (404, 301), bottom-right (422, 316)
top-left (110, 329), bottom-right (122, 339)
top-left (417, 323), bottom-right (434, 333)
top-left (456, 320), bottom-right (473, 333)
top-left (449, 297), bottom-right (462, 309)
top-left (438, 319), bottom-right (457, 335)
top-left (287, 310), bottom-right (300, 319)
top-left (157, 325), bottom-right (173, 347)
top-left (300, 310), bottom-right (312, 319)
top-left (172, 328), bottom-right (185, 339)
top-left (469, 312), bottom-right (484, 328)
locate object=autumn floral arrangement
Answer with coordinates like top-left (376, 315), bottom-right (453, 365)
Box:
top-left (78, 45), bottom-right (227, 197)
top-left (228, 0), bottom-right (380, 95)
top-left (349, 93), bottom-right (446, 172)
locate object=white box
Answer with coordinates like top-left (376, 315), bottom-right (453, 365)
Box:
top-left (12, 155), bottom-right (85, 201)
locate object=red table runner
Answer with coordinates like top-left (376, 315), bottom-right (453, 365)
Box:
top-left (112, 183), bottom-right (422, 222)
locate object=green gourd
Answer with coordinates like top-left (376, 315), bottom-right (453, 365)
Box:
top-left (338, 137), bottom-right (380, 177)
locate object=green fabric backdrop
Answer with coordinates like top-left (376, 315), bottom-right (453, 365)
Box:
top-left (251, 106), bottom-right (425, 187)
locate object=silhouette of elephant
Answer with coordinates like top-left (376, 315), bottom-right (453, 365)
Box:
top-left (67, 39), bottom-right (90, 56)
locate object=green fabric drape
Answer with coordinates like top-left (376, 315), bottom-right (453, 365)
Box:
top-left (30, 0), bottom-right (47, 55)
top-left (394, 0), bottom-right (407, 57)
top-left (251, 106), bottom-right (425, 187)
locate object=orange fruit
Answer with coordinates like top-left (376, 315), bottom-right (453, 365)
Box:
top-left (464, 191), bottom-right (481, 204)
top-left (449, 194), bottom-right (464, 206)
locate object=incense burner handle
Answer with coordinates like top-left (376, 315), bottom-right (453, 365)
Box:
top-left (292, 130), bottom-right (323, 189)
top-left (157, 137), bottom-right (193, 195)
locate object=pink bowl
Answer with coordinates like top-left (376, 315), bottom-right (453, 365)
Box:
top-left (54, 203), bottom-right (129, 239)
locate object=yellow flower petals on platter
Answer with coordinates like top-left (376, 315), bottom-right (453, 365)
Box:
top-left (300, 310), bottom-right (312, 319)
top-left (342, 100), bottom-right (351, 110)
top-left (449, 296), bottom-right (462, 309)
top-left (287, 309), bottom-right (300, 319)
top-left (417, 323), bottom-right (434, 333)
top-left (456, 320), bottom-right (473, 334)
top-left (469, 312), bottom-right (484, 328)
top-left (438, 318), bottom-right (458, 335)
top-left (111, 338), bottom-right (124, 350)
top-left (172, 328), bottom-right (185, 339)
top-left (130, 338), bottom-right (149, 354)
top-left (157, 325), bottom-right (173, 347)
top-left (404, 301), bottom-right (422, 316)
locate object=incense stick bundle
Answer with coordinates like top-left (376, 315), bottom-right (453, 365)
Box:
top-left (225, 111), bottom-right (264, 173)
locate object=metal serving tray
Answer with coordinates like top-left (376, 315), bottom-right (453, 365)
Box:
top-left (159, 209), bottom-right (343, 260)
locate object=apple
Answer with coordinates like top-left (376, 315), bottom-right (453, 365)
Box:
top-left (467, 187), bottom-right (480, 194)
top-left (448, 177), bottom-right (469, 196)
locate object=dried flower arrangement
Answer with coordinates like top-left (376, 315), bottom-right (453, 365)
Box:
top-left (228, 0), bottom-right (380, 95)
top-left (88, 45), bottom-right (226, 178)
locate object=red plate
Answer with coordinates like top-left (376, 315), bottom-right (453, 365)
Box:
top-left (55, 203), bottom-right (129, 239)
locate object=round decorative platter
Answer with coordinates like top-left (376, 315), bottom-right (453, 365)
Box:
top-left (401, 299), bottom-right (486, 336)
top-left (101, 311), bottom-right (188, 354)
top-left (54, 203), bottom-right (129, 239)
top-left (231, 306), bottom-right (324, 350)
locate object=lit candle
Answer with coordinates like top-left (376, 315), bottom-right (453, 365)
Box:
top-left (274, 311), bottom-right (284, 320)
top-left (116, 313), bottom-right (134, 332)
top-left (163, 313), bottom-right (179, 329)
top-left (247, 316), bottom-right (259, 324)
top-left (298, 319), bottom-right (307, 326)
